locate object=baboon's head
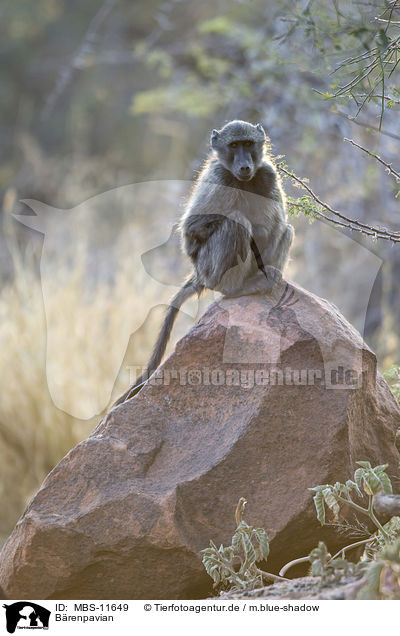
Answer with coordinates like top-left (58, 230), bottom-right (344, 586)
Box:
top-left (211, 120), bottom-right (266, 181)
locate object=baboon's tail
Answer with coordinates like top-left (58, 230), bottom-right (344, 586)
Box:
top-left (113, 275), bottom-right (202, 405)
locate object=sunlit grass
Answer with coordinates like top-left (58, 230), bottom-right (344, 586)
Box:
top-left (0, 209), bottom-right (190, 540)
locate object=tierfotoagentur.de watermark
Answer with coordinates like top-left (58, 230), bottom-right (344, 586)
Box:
top-left (127, 365), bottom-right (367, 390)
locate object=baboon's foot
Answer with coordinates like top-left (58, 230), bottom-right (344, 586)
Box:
top-left (223, 266), bottom-right (282, 298)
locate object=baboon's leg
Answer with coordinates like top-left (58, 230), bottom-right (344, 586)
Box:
top-left (260, 224), bottom-right (294, 271)
top-left (196, 213), bottom-right (253, 293)
top-left (183, 214), bottom-right (225, 259)
top-left (184, 213), bottom-right (224, 240)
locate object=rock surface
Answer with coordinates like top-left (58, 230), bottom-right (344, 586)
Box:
top-left (1, 280), bottom-right (399, 599)
top-left (220, 575), bottom-right (367, 600)
top-left (373, 493), bottom-right (400, 523)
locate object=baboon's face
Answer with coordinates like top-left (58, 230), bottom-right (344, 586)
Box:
top-left (214, 138), bottom-right (264, 181)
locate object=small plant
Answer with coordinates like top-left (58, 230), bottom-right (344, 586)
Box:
top-left (201, 498), bottom-right (285, 593)
top-left (358, 538), bottom-right (400, 600)
top-left (204, 461), bottom-right (400, 596)
top-left (281, 461), bottom-right (400, 582)
top-left (309, 541), bottom-right (356, 583)
top-left (310, 461), bottom-right (392, 540)
top-left (366, 516), bottom-right (400, 556)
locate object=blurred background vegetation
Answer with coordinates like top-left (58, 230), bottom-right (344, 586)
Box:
top-left (1, 0), bottom-right (400, 542)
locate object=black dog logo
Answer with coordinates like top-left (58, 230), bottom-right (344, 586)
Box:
top-left (3, 602), bottom-right (50, 633)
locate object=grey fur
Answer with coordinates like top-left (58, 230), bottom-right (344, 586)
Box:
top-left (114, 120), bottom-right (293, 404)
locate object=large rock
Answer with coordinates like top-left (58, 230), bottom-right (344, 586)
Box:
top-left (1, 280), bottom-right (399, 599)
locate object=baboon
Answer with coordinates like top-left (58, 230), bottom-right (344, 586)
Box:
top-left (115, 120), bottom-right (294, 404)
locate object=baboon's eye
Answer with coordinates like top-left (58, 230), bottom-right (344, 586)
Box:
top-left (229, 142), bottom-right (238, 148)
top-left (244, 140), bottom-right (254, 147)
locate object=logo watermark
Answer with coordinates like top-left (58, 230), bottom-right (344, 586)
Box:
top-left (3, 603), bottom-right (50, 633)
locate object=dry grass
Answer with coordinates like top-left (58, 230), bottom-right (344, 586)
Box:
top-left (0, 189), bottom-right (196, 541)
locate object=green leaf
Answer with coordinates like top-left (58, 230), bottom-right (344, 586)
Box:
top-left (356, 461), bottom-right (372, 469)
top-left (209, 565), bottom-right (221, 584)
top-left (254, 528), bottom-right (270, 560)
top-left (241, 533), bottom-right (257, 571)
top-left (361, 464), bottom-right (391, 495)
top-left (231, 530), bottom-right (242, 554)
top-left (363, 471), bottom-right (381, 495)
top-left (354, 467), bottom-right (364, 491)
top-left (309, 541), bottom-right (330, 578)
top-left (313, 491), bottom-right (325, 525)
top-left (374, 464), bottom-right (389, 473)
top-left (358, 562), bottom-right (384, 599)
top-left (322, 487), bottom-right (340, 520)
top-left (345, 479), bottom-right (361, 497)
top-left (377, 471), bottom-right (393, 495)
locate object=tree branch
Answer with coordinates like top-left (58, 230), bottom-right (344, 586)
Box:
top-left (42, 0), bottom-right (117, 118)
top-left (344, 137), bottom-right (400, 183)
top-left (334, 109), bottom-right (400, 141)
top-left (278, 164), bottom-right (400, 243)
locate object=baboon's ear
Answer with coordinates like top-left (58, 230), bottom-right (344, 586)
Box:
top-left (256, 123), bottom-right (266, 138)
top-left (211, 129), bottom-right (220, 148)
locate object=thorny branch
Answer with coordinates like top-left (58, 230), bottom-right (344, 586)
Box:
top-left (344, 137), bottom-right (400, 183)
top-left (278, 164), bottom-right (400, 243)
